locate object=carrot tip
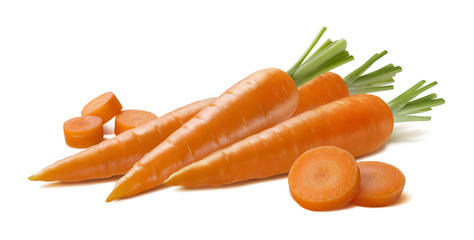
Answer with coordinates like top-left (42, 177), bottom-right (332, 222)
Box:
top-left (105, 190), bottom-right (120, 202)
top-left (162, 176), bottom-right (175, 186)
top-left (28, 173), bottom-right (41, 181)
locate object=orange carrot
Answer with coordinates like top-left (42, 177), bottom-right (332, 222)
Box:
top-left (63, 116), bottom-right (103, 148)
top-left (351, 161), bottom-right (405, 207)
top-left (288, 146), bottom-right (360, 211)
top-left (114, 110), bottom-right (158, 135)
top-left (164, 81), bottom-right (444, 188)
top-left (106, 28), bottom-right (355, 202)
top-left (81, 92), bottom-right (123, 123)
top-left (106, 68), bottom-right (300, 201)
top-left (28, 98), bottom-right (214, 182)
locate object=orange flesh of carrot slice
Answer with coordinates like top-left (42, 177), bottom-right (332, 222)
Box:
top-left (81, 92), bottom-right (123, 123)
top-left (63, 116), bottom-right (103, 148)
top-left (288, 146), bottom-right (360, 211)
top-left (114, 110), bottom-right (158, 135)
top-left (351, 161), bottom-right (405, 207)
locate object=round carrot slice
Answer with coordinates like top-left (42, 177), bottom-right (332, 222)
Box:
top-left (114, 109), bottom-right (158, 135)
top-left (63, 116), bottom-right (103, 148)
top-left (81, 92), bottom-right (123, 123)
top-left (351, 161), bottom-right (405, 207)
top-left (288, 146), bottom-right (360, 211)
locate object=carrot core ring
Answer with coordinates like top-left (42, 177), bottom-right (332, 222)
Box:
top-left (288, 146), bottom-right (360, 211)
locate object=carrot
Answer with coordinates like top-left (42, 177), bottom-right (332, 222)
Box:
top-left (105, 27), bottom-right (355, 202)
top-left (164, 81), bottom-right (444, 188)
top-left (81, 92), bottom-right (123, 123)
top-left (351, 161), bottom-right (405, 207)
top-left (288, 146), bottom-right (360, 211)
top-left (114, 110), bottom-right (158, 135)
top-left (28, 98), bottom-right (214, 182)
top-left (63, 116), bottom-right (103, 148)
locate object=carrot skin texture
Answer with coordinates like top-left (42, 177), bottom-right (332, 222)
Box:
top-left (28, 98), bottom-right (214, 182)
top-left (107, 68), bottom-right (298, 201)
top-left (288, 146), bottom-right (360, 211)
top-left (351, 161), bottom-right (406, 207)
top-left (165, 94), bottom-right (394, 188)
top-left (291, 72), bottom-right (349, 117)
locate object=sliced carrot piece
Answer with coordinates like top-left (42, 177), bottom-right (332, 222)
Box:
top-left (351, 161), bottom-right (405, 207)
top-left (114, 110), bottom-right (158, 135)
top-left (81, 92), bottom-right (123, 123)
top-left (288, 146), bottom-right (360, 211)
top-left (63, 116), bottom-right (103, 148)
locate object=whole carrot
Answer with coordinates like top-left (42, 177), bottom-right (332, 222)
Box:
top-left (105, 27), bottom-right (355, 202)
top-left (28, 98), bottom-right (214, 182)
top-left (165, 81), bottom-right (444, 188)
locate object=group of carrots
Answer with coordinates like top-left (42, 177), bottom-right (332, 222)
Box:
top-left (29, 27), bottom-right (445, 211)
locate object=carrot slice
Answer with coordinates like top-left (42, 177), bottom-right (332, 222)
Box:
top-left (351, 161), bottom-right (405, 207)
top-left (288, 146), bottom-right (360, 211)
top-left (63, 116), bottom-right (103, 148)
top-left (114, 110), bottom-right (158, 135)
top-left (81, 92), bottom-right (123, 123)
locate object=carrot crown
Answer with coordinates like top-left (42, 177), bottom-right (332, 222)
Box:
top-left (388, 80), bottom-right (445, 122)
top-left (287, 27), bottom-right (354, 87)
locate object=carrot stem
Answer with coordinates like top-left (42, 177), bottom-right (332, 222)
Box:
top-left (291, 39), bottom-right (350, 86)
top-left (287, 27), bottom-right (327, 76)
top-left (305, 50), bottom-right (354, 79)
top-left (388, 80), bottom-right (445, 122)
top-left (287, 27), bottom-right (353, 87)
top-left (344, 50), bottom-right (388, 86)
top-left (344, 51), bottom-right (402, 95)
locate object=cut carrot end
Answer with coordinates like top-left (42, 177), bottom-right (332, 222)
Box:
top-left (288, 146), bottom-right (360, 211)
top-left (351, 161), bottom-right (405, 207)
top-left (81, 92), bottom-right (123, 124)
top-left (63, 116), bottom-right (104, 148)
top-left (114, 109), bottom-right (158, 135)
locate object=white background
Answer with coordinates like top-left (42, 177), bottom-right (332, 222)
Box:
top-left (1, 0), bottom-right (473, 239)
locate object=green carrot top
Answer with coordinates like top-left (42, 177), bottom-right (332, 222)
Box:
top-left (287, 27), bottom-right (401, 95)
